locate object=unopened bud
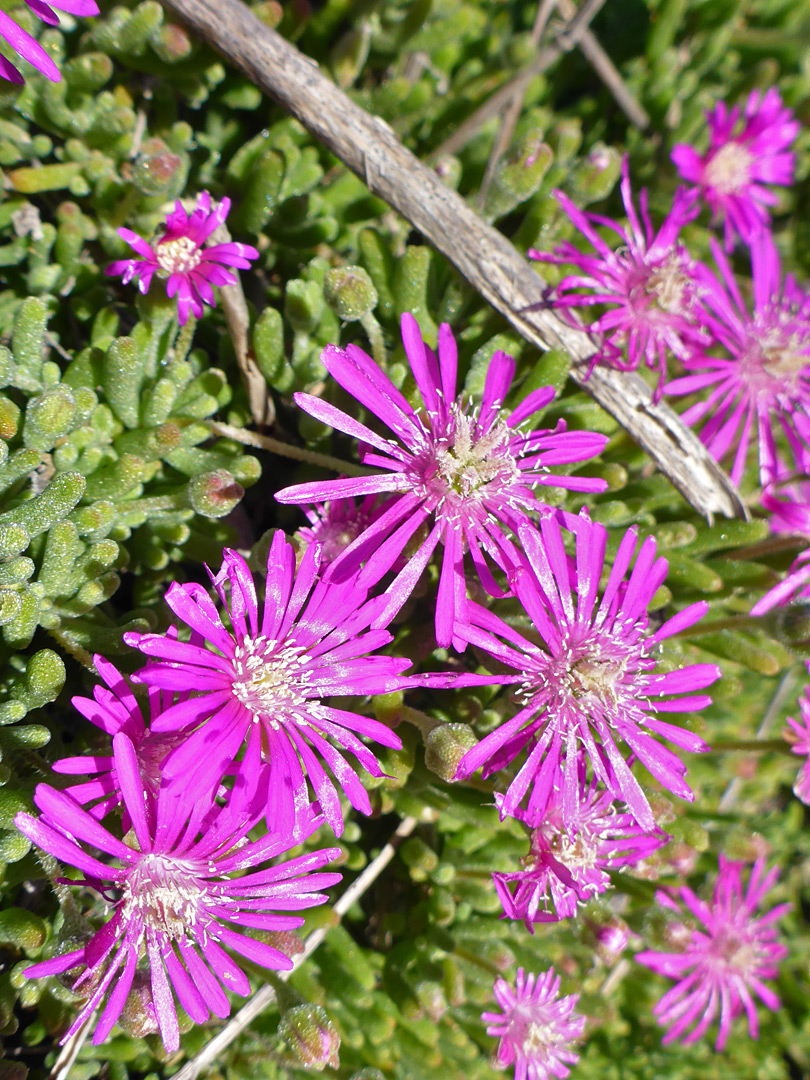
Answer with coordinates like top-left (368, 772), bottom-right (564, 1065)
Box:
top-left (568, 143), bottom-right (621, 204)
top-left (279, 1004), bottom-right (340, 1071)
top-left (424, 722), bottom-right (477, 782)
top-left (131, 138), bottom-right (187, 198)
top-left (188, 469), bottom-right (244, 518)
top-left (586, 919), bottom-right (629, 965)
top-left (324, 266), bottom-right (378, 321)
top-left (118, 973), bottom-right (159, 1039)
top-left (761, 602), bottom-right (810, 654)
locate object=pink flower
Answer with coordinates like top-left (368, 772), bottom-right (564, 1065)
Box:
top-left (0, 0), bottom-right (98, 84)
top-left (665, 231), bottom-right (810, 487)
top-left (51, 649), bottom-right (198, 821)
top-left (492, 778), bottom-right (667, 929)
top-left (124, 531), bottom-right (407, 837)
top-left (636, 857), bottom-right (790, 1050)
top-left (785, 677), bottom-right (810, 803)
top-left (276, 314), bottom-right (608, 647)
top-left (482, 967), bottom-right (586, 1080)
top-left (454, 513), bottom-right (718, 832)
top-left (105, 192), bottom-right (259, 325)
top-left (672, 88), bottom-right (799, 251)
top-left (529, 158), bottom-right (703, 396)
top-left (16, 733), bottom-right (341, 1053)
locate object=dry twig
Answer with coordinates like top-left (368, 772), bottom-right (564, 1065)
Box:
top-left (160, 0), bottom-right (745, 521)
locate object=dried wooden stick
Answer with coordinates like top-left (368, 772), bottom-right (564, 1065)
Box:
top-left (159, 0), bottom-right (746, 522)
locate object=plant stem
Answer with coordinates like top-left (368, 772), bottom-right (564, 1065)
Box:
top-left (209, 420), bottom-right (373, 478)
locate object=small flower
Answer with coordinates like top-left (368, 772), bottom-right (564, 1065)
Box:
top-left (296, 492), bottom-right (391, 569)
top-left (482, 966), bottom-right (586, 1080)
top-left (0, 0), bottom-right (98, 84)
top-left (672, 88), bottom-right (799, 251)
top-left (16, 733), bottom-right (342, 1053)
top-left (124, 531), bottom-right (407, 837)
top-left (665, 231), bottom-right (810, 486)
top-left (493, 778), bottom-right (667, 929)
top-left (529, 158), bottom-right (702, 396)
top-left (454, 513), bottom-right (718, 831)
top-left (636, 856), bottom-right (789, 1050)
top-left (51, 649), bottom-right (197, 820)
top-left (785, 678), bottom-right (810, 803)
top-left (276, 314), bottom-right (608, 647)
top-left (105, 192), bottom-right (259, 325)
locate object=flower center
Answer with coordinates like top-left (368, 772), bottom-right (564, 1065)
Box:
top-left (434, 410), bottom-right (519, 499)
top-left (155, 235), bottom-right (202, 275)
top-left (644, 256), bottom-right (693, 316)
top-left (546, 828), bottom-right (599, 873)
top-left (568, 654), bottom-right (628, 705)
top-left (523, 1019), bottom-right (562, 1055)
top-left (711, 926), bottom-right (760, 973)
top-left (703, 141), bottom-right (754, 196)
top-left (124, 853), bottom-right (204, 939)
top-left (231, 636), bottom-right (310, 718)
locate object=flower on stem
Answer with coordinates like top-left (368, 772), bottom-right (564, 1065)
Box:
top-left (105, 192), bottom-right (259, 325)
top-left (124, 531), bottom-right (407, 838)
top-left (665, 231), bottom-right (810, 487)
top-left (529, 157), bottom-right (703, 396)
top-left (636, 856), bottom-right (789, 1050)
top-left (51, 648), bottom-right (197, 821)
top-left (785, 676), bottom-right (810, 803)
top-left (0, 0), bottom-right (98, 84)
top-left (482, 966), bottom-right (586, 1080)
top-left (275, 313), bottom-right (608, 648)
top-left (492, 776), bottom-right (667, 929)
top-left (454, 512), bottom-right (718, 832)
top-left (671, 88), bottom-right (799, 251)
top-left (16, 733), bottom-right (342, 1053)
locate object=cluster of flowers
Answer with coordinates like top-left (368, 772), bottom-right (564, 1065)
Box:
top-left (533, 86), bottom-right (810, 813)
top-left (5, 57), bottom-right (793, 1078)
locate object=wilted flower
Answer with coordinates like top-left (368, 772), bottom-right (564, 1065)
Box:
top-left (636, 857), bottom-right (789, 1050)
top-left (276, 313), bottom-right (608, 647)
top-left (454, 513), bottom-right (718, 831)
top-left (482, 966), bottom-right (586, 1080)
top-left (529, 157), bottom-right (702, 395)
top-left (672, 88), bottom-right (799, 250)
top-left (51, 648), bottom-right (196, 820)
top-left (16, 733), bottom-right (341, 1053)
top-left (785, 678), bottom-right (810, 803)
top-left (493, 778), bottom-right (667, 929)
top-left (0, 0), bottom-right (98, 84)
top-left (665, 231), bottom-right (810, 487)
top-left (124, 531), bottom-right (407, 837)
top-left (105, 192), bottom-right (259, 325)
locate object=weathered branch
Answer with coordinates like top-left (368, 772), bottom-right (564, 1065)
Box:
top-left (160, 0), bottom-right (746, 522)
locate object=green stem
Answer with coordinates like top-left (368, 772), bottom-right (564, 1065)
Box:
top-left (210, 420), bottom-right (373, 478)
top-left (360, 311), bottom-right (388, 367)
top-left (171, 311), bottom-right (197, 367)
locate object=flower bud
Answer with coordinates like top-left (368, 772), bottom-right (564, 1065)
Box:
top-left (324, 266), bottom-right (378, 321)
top-left (279, 1004), bottom-right (340, 1071)
top-left (188, 470), bottom-right (244, 518)
top-left (424, 722), bottom-right (477, 782)
top-left (761, 602), bottom-right (810, 655)
top-left (585, 918), bottom-right (628, 965)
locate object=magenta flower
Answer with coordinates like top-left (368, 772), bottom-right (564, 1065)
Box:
top-left (636, 857), bottom-right (789, 1050)
top-left (482, 967), bottom-right (586, 1080)
top-left (0, 0), bottom-right (98, 84)
top-left (105, 192), bottom-right (259, 325)
top-left (665, 231), bottom-right (810, 487)
top-left (51, 649), bottom-right (197, 821)
top-left (492, 778), bottom-right (667, 929)
top-left (454, 513), bottom-right (718, 832)
top-left (750, 549), bottom-right (810, 616)
top-left (529, 158), bottom-right (703, 396)
top-left (16, 733), bottom-right (341, 1052)
top-left (296, 492), bottom-right (391, 569)
top-left (124, 531), bottom-right (407, 837)
top-left (785, 678), bottom-right (810, 803)
top-left (671, 88), bottom-right (799, 251)
top-left (276, 314), bottom-right (608, 647)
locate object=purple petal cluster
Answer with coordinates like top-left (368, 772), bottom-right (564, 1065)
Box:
top-left (482, 967), bottom-right (585, 1080)
top-left (785, 675), bottom-right (810, 803)
top-left (17, 735), bottom-right (341, 1052)
top-left (106, 192), bottom-right (259, 324)
top-left (636, 857), bottom-right (789, 1049)
top-left (276, 313), bottom-right (608, 647)
top-left (0, 0), bottom-right (98, 84)
top-left (671, 88), bottom-right (799, 250)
